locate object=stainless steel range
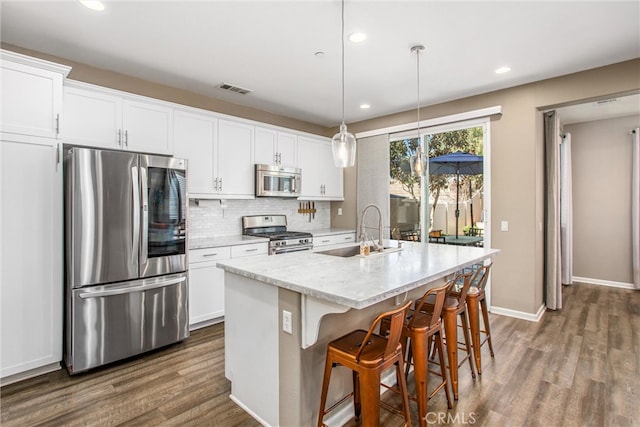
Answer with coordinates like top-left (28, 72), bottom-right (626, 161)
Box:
top-left (242, 215), bottom-right (313, 255)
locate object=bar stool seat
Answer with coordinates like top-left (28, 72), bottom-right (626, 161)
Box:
top-left (317, 300), bottom-right (413, 427)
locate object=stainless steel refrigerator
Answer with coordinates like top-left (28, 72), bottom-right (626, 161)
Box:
top-left (63, 147), bottom-right (189, 374)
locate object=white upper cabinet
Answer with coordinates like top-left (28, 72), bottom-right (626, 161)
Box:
top-left (217, 119), bottom-right (255, 197)
top-left (1, 50), bottom-right (70, 139)
top-left (63, 81), bottom-right (173, 155)
top-left (173, 109), bottom-right (217, 195)
top-left (255, 127), bottom-right (297, 168)
top-left (173, 112), bottom-right (255, 199)
top-left (298, 136), bottom-right (344, 200)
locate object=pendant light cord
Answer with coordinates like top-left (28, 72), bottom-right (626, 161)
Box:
top-left (341, 0), bottom-right (346, 126)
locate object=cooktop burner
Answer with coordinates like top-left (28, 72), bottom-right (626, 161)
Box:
top-left (246, 230), bottom-right (313, 240)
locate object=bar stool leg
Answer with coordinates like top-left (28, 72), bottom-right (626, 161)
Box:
top-left (359, 368), bottom-right (381, 427)
top-left (459, 310), bottom-right (476, 379)
top-left (480, 298), bottom-right (495, 357)
top-left (353, 371), bottom-right (361, 420)
top-left (442, 309), bottom-right (459, 400)
top-left (411, 332), bottom-right (429, 427)
top-left (396, 359), bottom-right (411, 427)
top-left (434, 328), bottom-right (453, 409)
top-left (467, 294), bottom-right (482, 374)
top-left (317, 356), bottom-right (335, 427)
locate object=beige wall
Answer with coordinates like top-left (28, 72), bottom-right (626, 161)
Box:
top-left (5, 41), bottom-right (638, 314)
top-left (566, 115), bottom-right (639, 285)
top-left (340, 59), bottom-right (640, 315)
top-left (1, 43), bottom-right (332, 137)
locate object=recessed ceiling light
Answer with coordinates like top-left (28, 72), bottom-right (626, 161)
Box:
top-left (79, 0), bottom-right (105, 11)
top-left (360, 103), bottom-right (371, 109)
top-left (349, 32), bottom-right (367, 43)
top-left (495, 66), bottom-right (511, 74)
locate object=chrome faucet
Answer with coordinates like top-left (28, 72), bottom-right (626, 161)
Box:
top-left (360, 204), bottom-right (384, 251)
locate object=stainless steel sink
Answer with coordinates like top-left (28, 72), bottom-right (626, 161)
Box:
top-left (316, 245), bottom-right (403, 258)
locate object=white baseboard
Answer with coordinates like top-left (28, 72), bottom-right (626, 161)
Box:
top-left (572, 276), bottom-right (635, 290)
top-left (490, 303), bottom-right (546, 322)
top-left (229, 394), bottom-right (272, 427)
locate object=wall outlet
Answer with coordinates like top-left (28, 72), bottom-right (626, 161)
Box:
top-left (501, 221), bottom-right (509, 232)
top-left (337, 208), bottom-right (343, 216)
top-left (282, 310), bottom-right (292, 334)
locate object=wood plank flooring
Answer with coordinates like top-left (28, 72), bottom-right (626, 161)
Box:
top-left (2, 283), bottom-right (638, 426)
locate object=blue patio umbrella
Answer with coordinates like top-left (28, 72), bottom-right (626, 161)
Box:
top-left (429, 151), bottom-right (483, 238)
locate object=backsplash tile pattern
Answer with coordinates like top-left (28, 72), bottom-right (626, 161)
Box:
top-left (188, 198), bottom-right (330, 240)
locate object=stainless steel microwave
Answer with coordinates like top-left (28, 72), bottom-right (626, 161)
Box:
top-left (255, 164), bottom-right (301, 197)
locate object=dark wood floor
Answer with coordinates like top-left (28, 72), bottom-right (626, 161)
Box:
top-left (2, 283), bottom-right (638, 426)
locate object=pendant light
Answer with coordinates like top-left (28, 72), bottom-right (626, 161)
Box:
top-left (331, 0), bottom-right (356, 168)
top-left (410, 44), bottom-right (426, 176)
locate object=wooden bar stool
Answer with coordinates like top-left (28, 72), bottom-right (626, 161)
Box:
top-left (420, 272), bottom-right (475, 400)
top-left (317, 300), bottom-right (413, 427)
top-left (465, 262), bottom-right (495, 374)
top-left (380, 281), bottom-right (453, 427)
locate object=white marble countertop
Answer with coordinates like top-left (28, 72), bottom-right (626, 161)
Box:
top-left (217, 241), bottom-right (499, 309)
top-left (189, 235), bottom-right (268, 250)
top-left (310, 228), bottom-right (356, 237)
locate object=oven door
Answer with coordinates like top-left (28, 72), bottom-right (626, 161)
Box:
top-left (271, 245), bottom-right (313, 255)
top-left (139, 155), bottom-right (188, 278)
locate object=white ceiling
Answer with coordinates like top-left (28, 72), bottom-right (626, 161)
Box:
top-left (1, 1), bottom-right (639, 128)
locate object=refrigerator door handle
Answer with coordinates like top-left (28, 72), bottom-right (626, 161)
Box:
top-left (78, 276), bottom-right (187, 299)
top-left (140, 166), bottom-right (149, 265)
top-left (131, 165), bottom-right (140, 265)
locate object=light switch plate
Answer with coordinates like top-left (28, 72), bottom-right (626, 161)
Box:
top-left (501, 221), bottom-right (509, 232)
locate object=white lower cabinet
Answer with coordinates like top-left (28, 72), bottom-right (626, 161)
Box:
top-left (313, 232), bottom-right (356, 247)
top-left (1, 135), bottom-right (63, 382)
top-left (188, 242), bottom-right (267, 329)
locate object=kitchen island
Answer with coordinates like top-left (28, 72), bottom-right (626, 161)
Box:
top-left (217, 241), bottom-right (498, 426)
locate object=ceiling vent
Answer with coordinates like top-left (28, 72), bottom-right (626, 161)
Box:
top-left (218, 82), bottom-right (252, 95)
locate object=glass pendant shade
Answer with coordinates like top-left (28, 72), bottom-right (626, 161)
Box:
top-left (410, 145), bottom-right (427, 176)
top-left (331, 122), bottom-right (356, 167)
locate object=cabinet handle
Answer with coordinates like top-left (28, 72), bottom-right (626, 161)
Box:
top-left (202, 253), bottom-right (219, 257)
top-left (321, 239), bottom-right (330, 243)
top-left (344, 236), bottom-right (352, 240)
top-left (55, 143), bottom-right (61, 169)
top-left (219, 178), bottom-right (223, 191)
top-left (213, 178), bottom-right (218, 191)
top-left (274, 153), bottom-right (278, 164)
top-left (117, 129), bottom-right (122, 146)
top-left (245, 248), bottom-right (258, 252)
top-left (124, 130), bottom-right (129, 147)
top-left (55, 114), bottom-right (60, 135)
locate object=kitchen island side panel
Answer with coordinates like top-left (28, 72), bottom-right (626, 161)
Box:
top-left (224, 272), bottom-right (279, 426)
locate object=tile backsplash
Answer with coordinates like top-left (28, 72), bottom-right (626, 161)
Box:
top-left (188, 198), bottom-right (330, 240)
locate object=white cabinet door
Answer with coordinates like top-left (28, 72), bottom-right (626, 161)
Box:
top-left (63, 86), bottom-right (122, 149)
top-left (173, 110), bottom-right (217, 196)
top-left (1, 57), bottom-right (65, 139)
top-left (319, 141), bottom-right (344, 200)
top-left (188, 247), bottom-right (231, 328)
top-left (63, 81), bottom-right (173, 155)
top-left (255, 128), bottom-right (297, 168)
top-left (298, 137), bottom-right (343, 200)
top-left (298, 136), bottom-right (323, 198)
top-left (217, 119), bottom-right (254, 198)
top-left (254, 127), bottom-right (278, 165)
top-left (122, 99), bottom-right (173, 155)
top-left (1, 137), bottom-right (63, 379)
top-left (277, 132), bottom-right (297, 168)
